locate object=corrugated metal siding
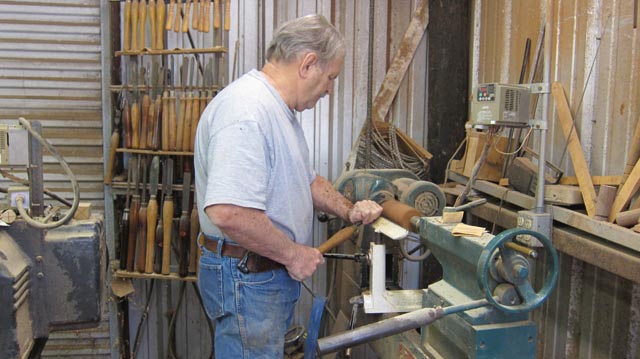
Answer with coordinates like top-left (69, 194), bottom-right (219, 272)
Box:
top-left (473, 1), bottom-right (640, 358)
top-left (0, 0), bottom-right (105, 209)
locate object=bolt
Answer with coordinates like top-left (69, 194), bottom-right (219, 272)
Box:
top-left (513, 264), bottom-right (529, 279)
top-left (35, 256), bottom-right (43, 262)
top-left (36, 272), bottom-right (44, 279)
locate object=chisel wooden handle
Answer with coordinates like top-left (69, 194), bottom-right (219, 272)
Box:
top-left (123, 0), bottom-right (132, 50)
top-left (131, 0), bottom-right (139, 51)
top-left (138, 0), bottom-right (146, 49)
top-left (151, 95), bottom-right (162, 150)
top-left (192, 0), bottom-right (199, 31)
top-left (181, 93), bottom-right (193, 151)
top-left (147, 97), bottom-right (155, 148)
top-left (145, 195), bottom-right (158, 273)
top-left (123, 97), bottom-right (132, 148)
top-left (317, 225), bottom-right (356, 254)
top-left (188, 205), bottom-right (199, 273)
top-left (199, 0), bottom-right (205, 32)
top-left (188, 93), bottom-right (199, 151)
top-left (161, 90), bottom-right (169, 151)
top-left (182, 0), bottom-right (191, 33)
top-left (173, 0), bottom-right (182, 33)
top-left (131, 100), bottom-right (140, 148)
top-left (140, 93), bottom-right (150, 149)
top-left (203, 0), bottom-right (210, 32)
top-left (148, 0), bottom-right (156, 49)
top-left (126, 198), bottom-right (140, 271)
top-left (105, 130), bottom-right (119, 185)
top-left (166, 0), bottom-right (175, 30)
top-left (161, 197), bottom-right (174, 275)
top-left (224, 0), bottom-right (230, 31)
top-left (156, 0), bottom-right (165, 49)
top-left (176, 94), bottom-right (187, 150)
top-left (214, 0), bottom-right (220, 29)
top-left (136, 204), bottom-right (148, 272)
top-left (178, 213), bottom-right (189, 277)
top-left (169, 94), bottom-right (177, 150)
top-left (153, 218), bottom-right (163, 273)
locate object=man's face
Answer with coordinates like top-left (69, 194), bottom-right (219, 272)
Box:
top-left (298, 55), bottom-right (344, 111)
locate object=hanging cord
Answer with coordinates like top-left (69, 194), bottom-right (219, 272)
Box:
top-left (14, 117), bottom-right (80, 229)
top-left (168, 281), bottom-right (187, 359)
top-left (191, 282), bottom-right (215, 359)
top-left (132, 279), bottom-right (156, 358)
top-left (444, 136), bottom-right (468, 185)
top-left (454, 127), bottom-right (500, 207)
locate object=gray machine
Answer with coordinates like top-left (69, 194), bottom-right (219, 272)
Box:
top-left (0, 119), bottom-right (103, 358)
top-left (317, 169), bottom-right (558, 358)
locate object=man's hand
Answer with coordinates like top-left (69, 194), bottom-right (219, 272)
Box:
top-left (283, 243), bottom-right (324, 282)
top-left (347, 200), bottom-right (383, 225)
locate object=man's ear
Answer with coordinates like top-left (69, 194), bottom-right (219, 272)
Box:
top-left (298, 52), bottom-right (319, 79)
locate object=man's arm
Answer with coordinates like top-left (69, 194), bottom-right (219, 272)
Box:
top-left (310, 175), bottom-right (382, 224)
top-left (205, 204), bottom-right (323, 281)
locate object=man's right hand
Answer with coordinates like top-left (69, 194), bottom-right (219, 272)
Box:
top-left (283, 243), bottom-right (324, 282)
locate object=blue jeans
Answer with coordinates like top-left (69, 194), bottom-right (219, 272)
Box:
top-left (198, 236), bottom-right (301, 358)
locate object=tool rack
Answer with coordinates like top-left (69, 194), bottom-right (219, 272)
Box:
top-left (106, 0), bottom-right (230, 282)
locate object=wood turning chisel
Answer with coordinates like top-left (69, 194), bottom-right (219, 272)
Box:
top-left (138, 0), bottom-right (146, 49)
top-left (145, 156), bottom-right (160, 273)
top-left (161, 158), bottom-right (174, 275)
top-left (126, 156), bottom-right (141, 272)
top-left (136, 157), bottom-right (148, 273)
top-left (123, 0), bottom-right (132, 51)
top-left (188, 196), bottom-right (200, 274)
top-left (156, 0), bottom-right (165, 49)
top-left (139, 67), bottom-right (150, 149)
top-left (178, 164), bottom-right (191, 277)
top-left (130, 66), bottom-right (140, 148)
top-left (131, 0), bottom-right (139, 51)
top-left (119, 164), bottom-right (134, 270)
top-left (148, 0), bottom-right (156, 50)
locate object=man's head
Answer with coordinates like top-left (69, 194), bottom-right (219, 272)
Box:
top-left (266, 14), bottom-right (345, 69)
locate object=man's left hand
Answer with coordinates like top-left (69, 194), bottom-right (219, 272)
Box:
top-left (347, 200), bottom-right (383, 225)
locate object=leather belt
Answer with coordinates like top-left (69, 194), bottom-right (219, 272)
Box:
top-left (202, 236), bottom-right (284, 273)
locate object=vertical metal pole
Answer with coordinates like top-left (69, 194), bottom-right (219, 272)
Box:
top-left (28, 121), bottom-right (44, 217)
top-left (535, 0), bottom-right (553, 212)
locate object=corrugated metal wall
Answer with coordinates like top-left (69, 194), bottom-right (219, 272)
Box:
top-left (0, 0), bottom-right (105, 209)
top-left (472, 1), bottom-right (640, 358)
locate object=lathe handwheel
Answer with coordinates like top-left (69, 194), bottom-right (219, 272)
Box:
top-left (476, 228), bottom-right (559, 314)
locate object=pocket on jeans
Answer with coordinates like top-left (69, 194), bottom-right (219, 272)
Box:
top-left (198, 262), bottom-right (224, 319)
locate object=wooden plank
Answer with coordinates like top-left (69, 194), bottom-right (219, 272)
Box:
top-left (545, 184), bottom-right (583, 205)
top-left (559, 175), bottom-right (622, 186)
top-left (552, 82), bottom-right (597, 217)
top-left (622, 114), bottom-right (640, 185)
top-left (609, 157), bottom-right (640, 221)
top-left (371, 0), bottom-right (429, 123)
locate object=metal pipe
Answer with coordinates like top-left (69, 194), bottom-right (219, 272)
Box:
top-left (536, 0), bottom-right (553, 212)
top-left (316, 298), bottom-right (491, 355)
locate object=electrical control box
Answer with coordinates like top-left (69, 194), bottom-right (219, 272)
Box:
top-left (517, 210), bottom-right (552, 247)
top-left (0, 124), bottom-right (28, 166)
top-left (470, 83), bottom-right (531, 127)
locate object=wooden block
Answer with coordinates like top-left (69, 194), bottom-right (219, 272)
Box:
top-left (552, 82), bottom-right (597, 217)
top-left (559, 175), bottom-right (621, 186)
top-left (544, 185), bottom-right (583, 205)
top-left (73, 202), bottom-right (92, 220)
top-left (614, 208), bottom-right (640, 227)
top-left (609, 157), bottom-right (640, 222)
top-left (595, 185), bottom-right (617, 219)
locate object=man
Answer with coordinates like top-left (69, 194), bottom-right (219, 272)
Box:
top-left (194, 14), bottom-right (382, 358)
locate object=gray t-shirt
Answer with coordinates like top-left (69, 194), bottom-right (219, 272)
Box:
top-left (194, 70), bottom-right (316, 246)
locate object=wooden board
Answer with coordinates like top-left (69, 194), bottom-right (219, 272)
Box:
top-left (552, 82), bottom-right (597, 217)
top-left (559, 175), bottom-right (621, 186)
top-left (609, 157), bottom-right (640, 221)
top-left (545, 185), bottom-right (583, 205)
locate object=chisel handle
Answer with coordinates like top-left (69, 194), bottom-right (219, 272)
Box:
top-left (123, 98), bottom-right (132, 148)
top-left (317, 225), bottom-right (356, 254)
top-left (188, 94), bottom-right (199, 151)
top-left (126, 198), bottom-right (140, 271)
top-left (153, 218), bottom-right (163, 273)
top-left (105, 130), bottom-right (119, 185)
top-left (199, 0), bottom-right (206, 32)
top-left (151, 95), bottom-right (162, 150)
top-left (147, 99), bottom-right (155, 149)
top-left (178, 213), bottom-right (190, 277)
top-left (183, 94), bottom-right (195, 151)
top-left (161, 197), bottom-right (174, 274)
top-left (148, 0), bottom-right (156, 49)
top-left (140, 94), bottom-right (150, 149)
top-left (176, 95), bottom-right (187, 151)
top-left (145, 197), bottom-right (158, 273)
top-left (156, 0), bottom-right (165, 49)
top-left (192, 0), bottom-right (199, 31)
top-left (173, 0), bottom-right (182, 33)
top-left (136, 205), bottom-right (148, 272)
top-left (224, 0), bottom-right (230, 31)
top-left (182, 0), bottom-right (191, 33)
top-left (214, 0), bottom-right (220, 29)
top-left (203, 0), bottom-right (210, 32)
top-left (138, 0), bottom-right (146, 49)
top-left (131, 0), bottom-right (139, 51)
top-left (188, 206), bottom-right (199, 273)
top-left (166, 0), bottom-right (175, 30)
top-left (123, 0), bottom-right (132, 50)
top-left (161, 91), bottom-right (169, 151)
top-left (169, 95), bottom-right (177, 150)
top-left (131, 100), bottom-right (140, 148)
